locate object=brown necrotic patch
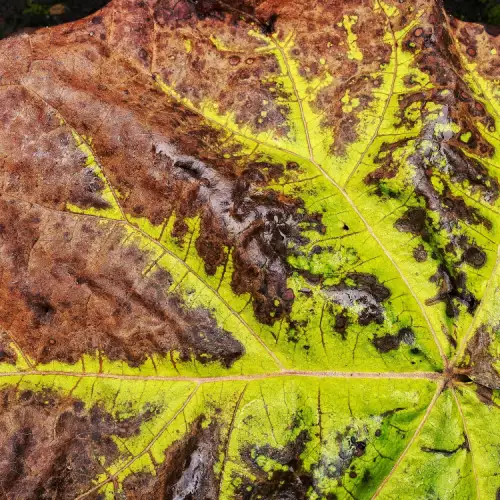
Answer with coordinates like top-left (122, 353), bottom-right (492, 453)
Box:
top-left (0, 87), bottom-right (112, 214)
top-left (122, 416), bottom-right (220, 499)
top-left (372, 327), bottom-right (416, 353)
top-left (5, 50), bottom-right (323, 330)
top-left (0, 199), bottom-right (244, 367)
top-left (135, 146), bottom-right (322, 326)
top-left (0, 331), bottom-right (17, 365)
top-left (460, 324), bottom-right (500, 390)
top-left (0, 387), bottom-right (159, 499)
top-left (393, 202), bottom-right (482, 318)
top-left (154, 0), bottom-right (271, 29)
top-left (367, 84), bottom-right (496, 317)
top-left (320, 272), bottom-right (391, 328)
top-left (234, 429), bottom-right (315, 500)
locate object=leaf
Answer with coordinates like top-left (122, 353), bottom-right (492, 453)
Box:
top-left (0, 0), bottom-right (500, 498)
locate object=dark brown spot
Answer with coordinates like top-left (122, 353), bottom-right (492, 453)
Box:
top-left (413, 244), bottom-right (428, 262)
top-left (372, 327), bottom-right (416, 353)
top-left (0, 202), bottom-right (244, 368)
top-left (463, 246), bottom-right (486, 268)
top-left (395, 207), bottom-right (427, 235)
top-left (235, 429), bottom-right (314, 499)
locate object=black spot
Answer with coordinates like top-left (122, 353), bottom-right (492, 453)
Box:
top-left (24, 293), bottom-right (55, 324)
top-left (262, 13), bottom-right (278, 35)
top-left (426, 266), bottom-right (479, 317)
top-left (372, 327), bottom-right (416, 353)
top-left (463, 246), bottom-right (486, 268)
top-left (395, 207), bottom-right (427, 235)
top-left (334, 311), bottom-right (349, 339)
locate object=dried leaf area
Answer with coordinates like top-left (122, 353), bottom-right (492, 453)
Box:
top-left (0, 0), bottom-right (500, 498)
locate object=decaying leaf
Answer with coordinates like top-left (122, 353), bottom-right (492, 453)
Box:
top-left (1, 0), bottom-right (500, 497)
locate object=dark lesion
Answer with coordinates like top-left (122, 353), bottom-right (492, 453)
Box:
top-left (233, 428), bottom-right (316, 500)
top-left (122, 416), bottom-right (221, 500)
top-left (421, 435), bottom-right (469, 456)
top-left (0, 387), bottom-right (162, 500)
top-left (362, 3), bottom-right (500, 322)
top-left (231, 403), bottom-right (416, 500)
top-left (458, 324), bottom-right (500, 390)
top-left (0, 331), bottom-right (17, 364)
top-left (68, 167), bottom-right (111, 211)
top-left (0, 199), bottom-right (245, 369)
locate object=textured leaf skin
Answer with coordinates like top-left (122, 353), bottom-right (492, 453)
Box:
top-left (0, 0), bottom-right (500, 498)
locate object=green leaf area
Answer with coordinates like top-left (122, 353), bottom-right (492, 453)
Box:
top-left (0, 0), bottom-right (499, 497)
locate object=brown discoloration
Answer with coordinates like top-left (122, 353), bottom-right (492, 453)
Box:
top-left (413, 244), bottom-right (428, 262)
top-left (0, 86), bottom-right (111, 214)
top-left (372, 327), bottom-right (416, 353)
top-left (2, 54), bottom-right (323, 328)
top-left (0, 199), bottom-right (244, 367)
top-left (323, 272), bottom-right (391, 327)
top-left (395, 207), bottom-right (427, 235)
top-left (426, 266), bottom-right (478, 318)
top-left (461, 325), bottom-right (500, 389)
top-left (372, 104), bottom-right (494, 318)
top-left (123, 417), bottom-right (220, 499)
top-left (235, 429), bottom-right (314, 499)
top-left (0, 387), bottom-right (158, 499)
top-left (0, 332), bottom-right (17, 365)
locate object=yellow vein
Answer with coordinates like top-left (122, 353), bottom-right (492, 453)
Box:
top-left (451, 387), bottom-right (480, 499)
top-left (19, 83), bottom-right (285, 372)
top-left (0, 369), bottom-right (445, 382)
top-left (371, 380), bottom-right (445, 498)
top-left (453, 244), bottom-right (500, 366)
top-left (343, 0), bottom-right (399, 188)
top-left (76, 384), bottom-right (200, 499)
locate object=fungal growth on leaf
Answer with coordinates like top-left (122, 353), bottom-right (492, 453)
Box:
top-left (0, 0), bottom-right (499, 498)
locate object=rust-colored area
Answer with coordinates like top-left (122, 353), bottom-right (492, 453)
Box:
top-left (0, 199), bottom-right (244, 367)
top-left (0, 387), bottom-right (159, 499)
top-left (122, 417), bottom-right (220, 499)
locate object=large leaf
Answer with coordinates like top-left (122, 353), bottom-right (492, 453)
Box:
top-left (1, 0), bottom-right (500, 497)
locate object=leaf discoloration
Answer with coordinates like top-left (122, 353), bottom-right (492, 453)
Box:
top-left (1, 0), bottom-right (500, 497)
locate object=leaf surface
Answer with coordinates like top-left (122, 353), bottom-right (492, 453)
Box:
top-left (1, 0), bottom-right (500, 498)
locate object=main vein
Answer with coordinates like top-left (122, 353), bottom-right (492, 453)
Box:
top-left (0, 369), bottom-right (444, 382)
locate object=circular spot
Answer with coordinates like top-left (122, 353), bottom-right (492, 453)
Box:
top-left (375, 429), bottom-right (382, 437)
top-left (464, 246), bottom-right (486, 268)
top-left (349, 471), bottom-right (357, 479)
top-left (282, 288), bottom-right (295, 301)
top-left (49, 338), bottom-right (56, 345)
top-left (467, 47), bottom-right (477, 57)
top-left (245, 57), bottom-right (254, 65)
top-left (413, 244), bottom-right (428, 262)
top-left (414, 27), bottom-right (423, 37)
top-left (229, 55), bottom-right (241, 66)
